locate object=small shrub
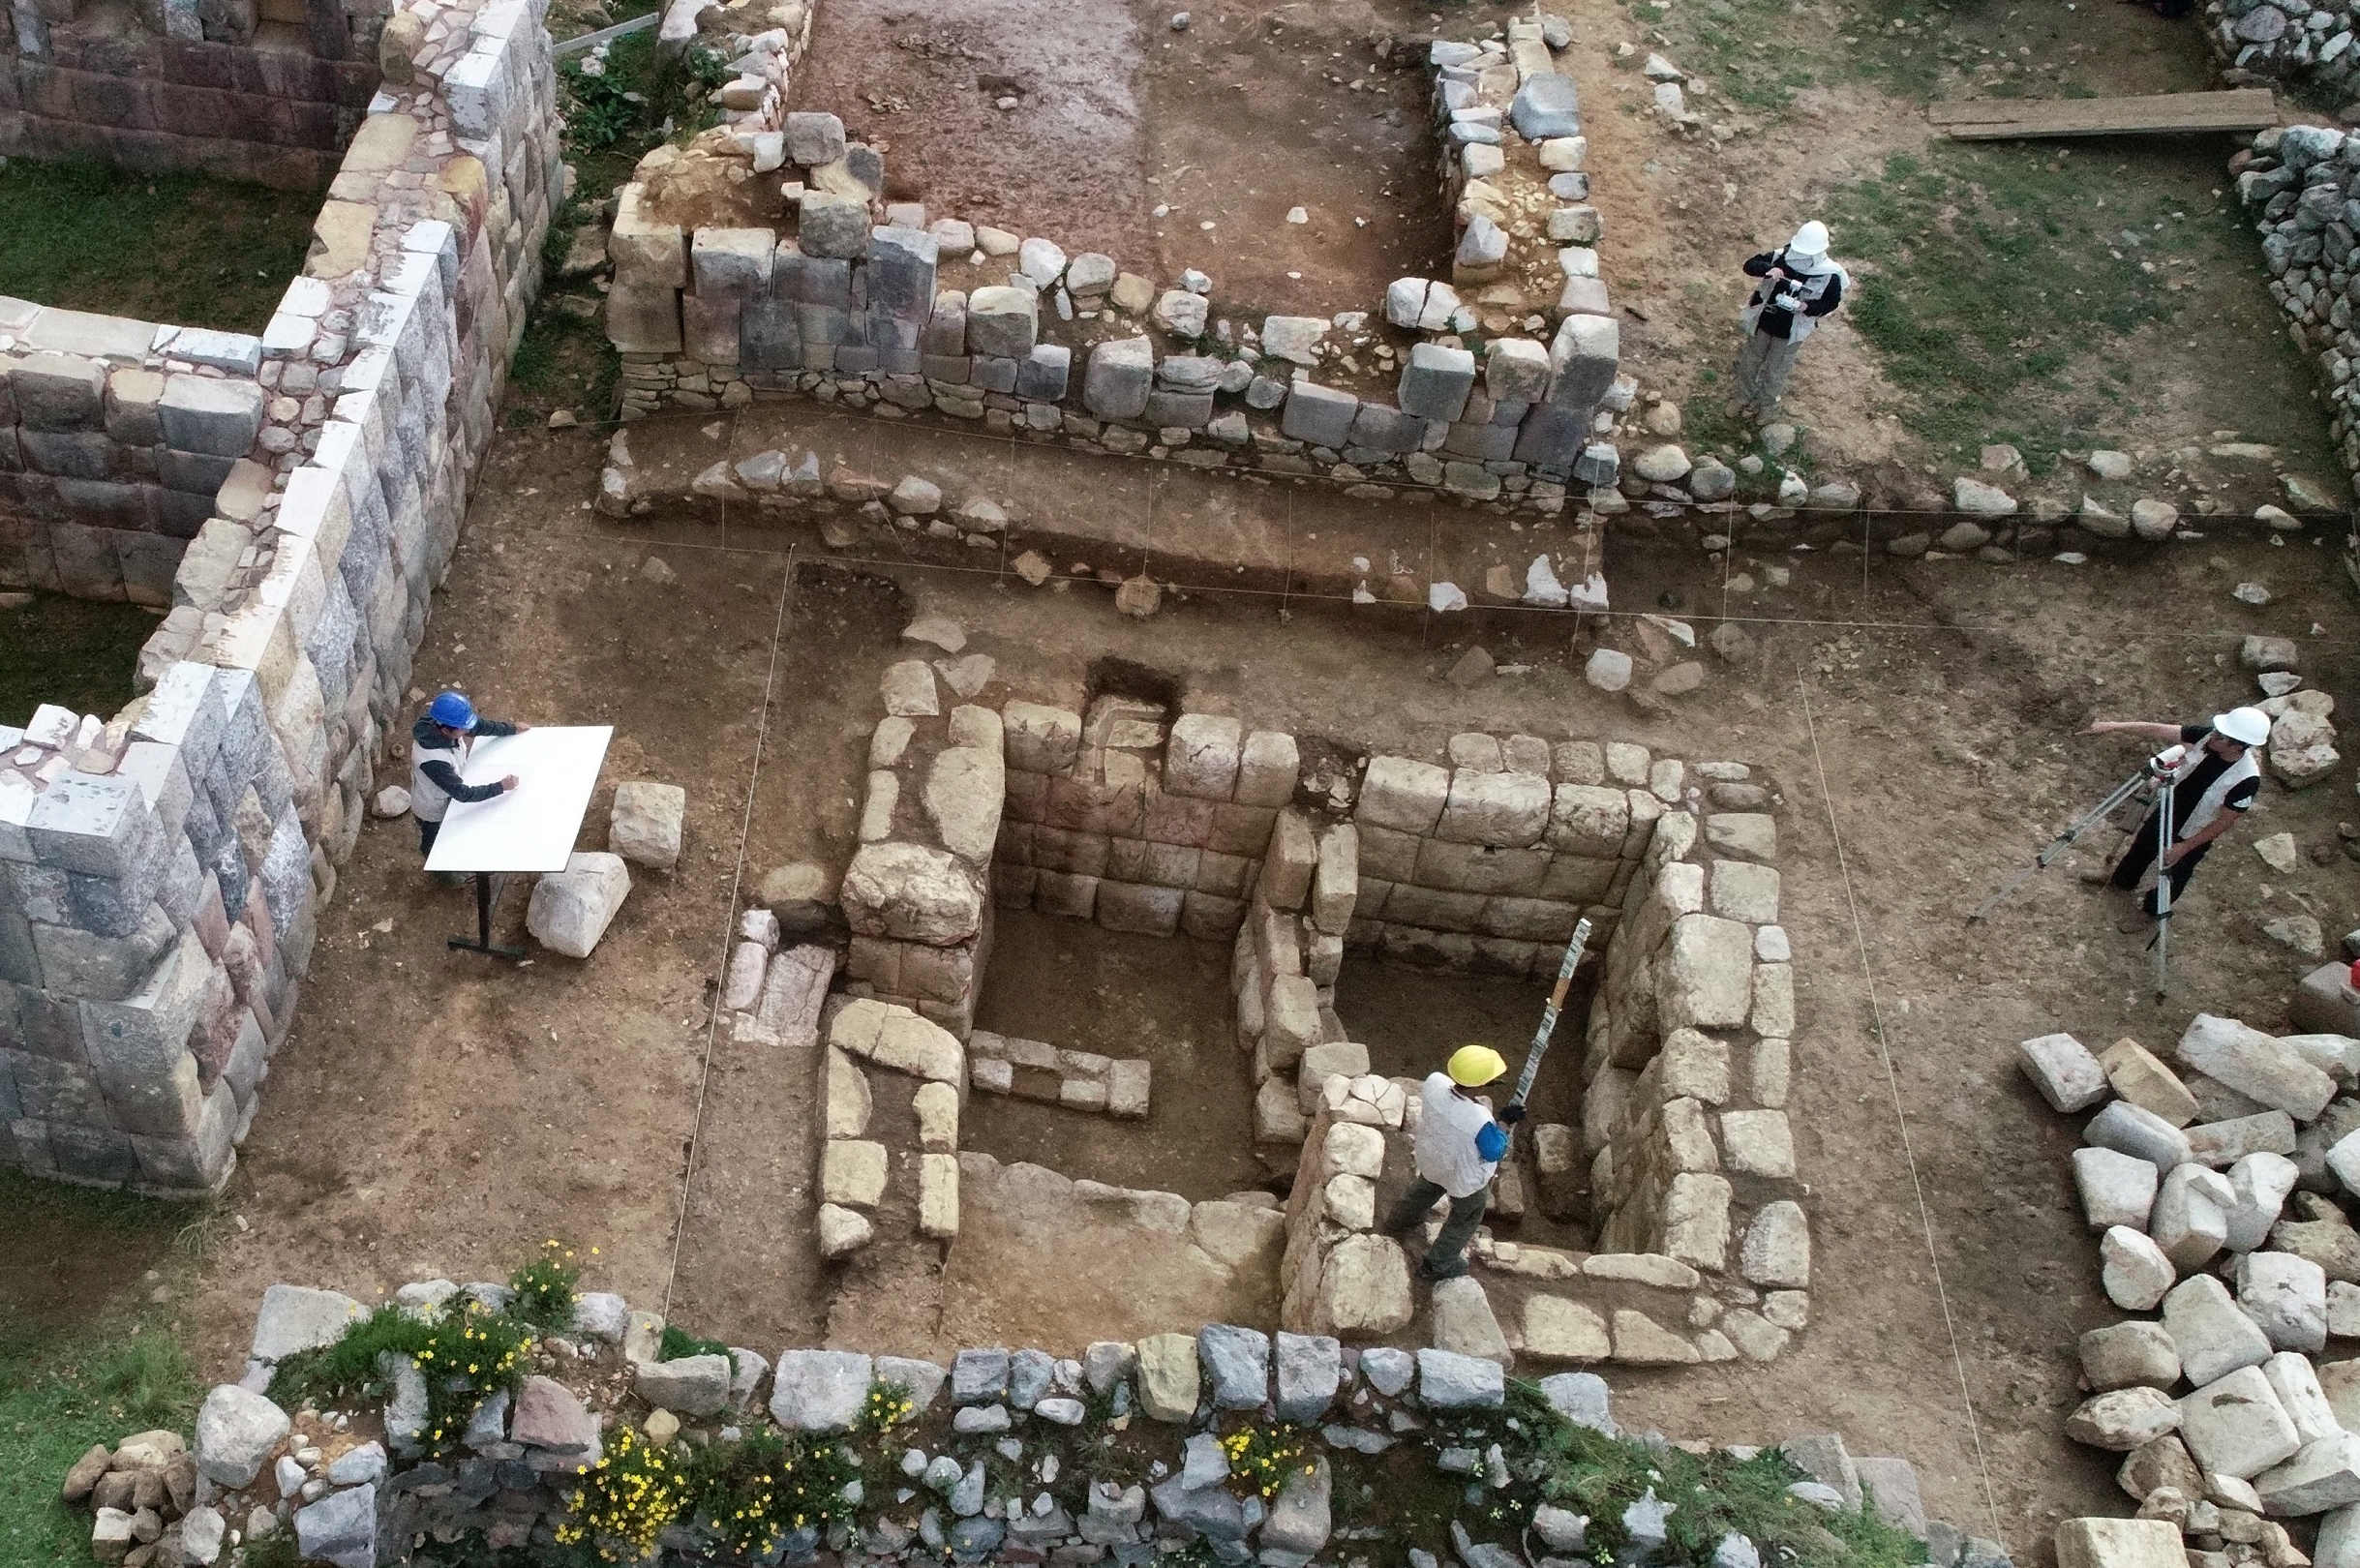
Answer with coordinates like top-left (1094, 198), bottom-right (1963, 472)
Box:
top-left (508, 1241), bottom-right (582, 1334)
top-left (556, 1425), bottom-right (694, 1562)
top-left (859, 1379), bottom-right (916, 1432)
top-left (1218, 1422), bottom-right (1314, 1501)
top-left (268, 1296), bottom-right (535, 1459)
top-left (687, 1426), bottom-right (862, 1557)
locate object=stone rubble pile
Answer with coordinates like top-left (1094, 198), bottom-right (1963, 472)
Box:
top-left (95, 1275), bottom-right (2000, 1568)
top-left (2204, 0), bottom-right (2360, 106)
top-left (2018, 1015), bottom-right (2360, 1560)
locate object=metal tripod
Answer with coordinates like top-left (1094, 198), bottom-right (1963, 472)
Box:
top-left (1967, 765), bottom-right (2154, 924)
top-left (1967, 752), bottom-right (2182, 997)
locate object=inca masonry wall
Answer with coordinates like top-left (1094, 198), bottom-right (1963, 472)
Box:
top-left (2, 0), bottom-right (380, 188)
top-left (0, 0), bottom-right (560, 1194)
top-left (601, 17), bottom-right (1622, 517)
top-left (792, 658), bottom-right (1810, 1371)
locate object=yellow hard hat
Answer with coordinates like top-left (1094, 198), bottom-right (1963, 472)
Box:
top-left (1447, 1045), bottom-right (1508, 1087)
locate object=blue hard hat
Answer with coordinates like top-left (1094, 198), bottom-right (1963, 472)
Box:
top-left (428, 691), bottom-right (477, 731)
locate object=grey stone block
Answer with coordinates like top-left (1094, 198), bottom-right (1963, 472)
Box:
top-left (1083, 336), bottom-right (1154, 421)
top-left (691, 226), bottom-right (775, 294)
top-left (1280, 381), bottom-right (1358, 447)
top-left (27, 773), bottom-right (151, 877)
top-left (20, 430), bottom-right (114, 480)
top-left (1015, 344), bottom-right (1071, 401)
top-left (1347, 403), bottom-right (1426, 455)
top-left (777, 250), bottom-right (853, 309)
top-left (965, 286), bottom-right (1040, 358)
top-left (1485, 338), bottom-right (1551, 404)
top-left (158, 376), bottom-right (264, 457)
top-left (1545, 315), bottom-right (1619, 410)
top-left (1510, 73), bottom-right (1581, 138)
top-left (1398, 343), bottom-right (1476, 423)
top-left (1144, 390), bottom-right (1212, 428)
top-left (1513, 406), bottom-right (1588, 469)
top-left (864, 226), bottom-right (939, 349)
top-left (785, 110), bottom-right (846, 166)
top-left (160, 449), bottom-right (237, 495)
top-left (12, 352), bottom-right (106, 431)
top-left (741, 298), bottom-right (802, 370)
top-left (798, 193), bottom-right (871, 260)
top-left (922, 294), bottom-right (967, 356)
top-left (970, 355), bottom-right (1018, 393)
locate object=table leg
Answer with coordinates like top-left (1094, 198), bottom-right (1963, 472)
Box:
top-left (447, 871), bottom-right (529, 960)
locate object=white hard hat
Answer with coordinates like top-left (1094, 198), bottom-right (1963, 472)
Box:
top-left (2212, 708), bottom-right (2271, 747)
top-left (1787, 220), bottom-right (1829, 259)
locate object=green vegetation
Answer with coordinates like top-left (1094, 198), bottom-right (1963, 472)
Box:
top-left (0, 592), bottom-right (155, 730)
top-left (1822, 146), bottom-right (2203, 469)
top-left (0, 1173), bottom-right (206, 1568)
top-left (656, 1324), bottom-right (732, 1363)
top-left (0, 161), bottom-right (318, 334)
top-left (267, 1296), bottom-right (536, 1457)
top-left (1627, 0), bottom-right (2093, 117)
top-left (508, 1240), bottom-right (585, 1334)
top-left (558, 29), bottom-right (734, 196)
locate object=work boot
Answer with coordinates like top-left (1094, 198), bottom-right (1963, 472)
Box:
top-left (1416, 1257), bottom-right (1469, 1282)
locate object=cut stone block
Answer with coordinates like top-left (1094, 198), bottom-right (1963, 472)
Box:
top-left (2178, 1365), bottom-right (2300, 1479)
top-left (525, 852), bottom-right (633, 958)
top-left (2021, 1032), bottom-right (2108, 1112)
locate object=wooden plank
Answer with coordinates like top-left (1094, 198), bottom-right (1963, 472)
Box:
top-left (1927, 88), bottom-right (2277, 139)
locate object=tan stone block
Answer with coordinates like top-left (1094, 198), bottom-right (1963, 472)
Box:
top-left (821, 1139), bottom-right (887, 1209)
top-left (919, 1153), bottom-right (959, 1239)
top-left (307, 200), bottom-right (378, 280)
top-left (2103, 1038), bottom-right (2201, 1128)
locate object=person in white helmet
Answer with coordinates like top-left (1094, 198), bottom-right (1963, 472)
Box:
top-left (2087, 708), bottom-right (2272, 928)
top-left (1734, 221), bottom-right (1848, 418)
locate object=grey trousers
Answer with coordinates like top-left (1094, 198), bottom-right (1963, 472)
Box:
top-left (1733, 329), bottom-right (1805, 413)
top-left (1382, 1178), bottom-right (1489, 1276)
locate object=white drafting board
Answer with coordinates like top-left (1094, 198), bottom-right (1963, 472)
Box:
top-left (423, 726), bottom-right (614, 875)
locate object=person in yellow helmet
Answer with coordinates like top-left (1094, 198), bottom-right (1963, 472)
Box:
top-left (1378, 1044), bottom-right (1522, 1282)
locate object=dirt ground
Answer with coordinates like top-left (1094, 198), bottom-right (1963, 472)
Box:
top-left (9, 390), bottom-right (2346, 1563)
top-left (966, 910), bottom-right (1265, 1200)
top-left (786, 0), bottom-right (1449, 316)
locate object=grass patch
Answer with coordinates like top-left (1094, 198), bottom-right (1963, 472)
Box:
top-left (1822, 145), bottom-right (2187, 469)
top-left (0, 161), bottom-right (318, 334)
top-left (0, 1172), bottom-right (208, 1568)
top-left (0, 592), bottom-right (156, 730)
top-left (657, 1324), bottom-right (731, 1363)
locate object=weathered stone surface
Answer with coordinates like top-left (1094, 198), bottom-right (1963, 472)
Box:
top-left (2081, 1322), bottom-right (2183, 1393)
top-left (2152, 1162), bottom-right (2233, 1271)
top-left (194, 1386), bottom-right (288, 1488)
top-left (840, 842), bottom-right (983, 944)
top-left (1429, 1277), bottom-right (1511, 1365)
top-left (1417, 1347), bottom-right (1504, 1408)
top-left (1274, 1332), bottom-right (1342, 1423)
top-left (2053, 1518), bottom-right (2190, 1568)
top-left (2179, 1013), bottom-right (2338, 1121)
top-left (293, 1483), bottom-right (376, 1568)
top-left (2068, 1387), bottom-right (2182, 1451)
top-left (770, 1349), bottom-right (873, 1432)
top-left (1136, 1333), bottom-right (1199, 1422)
top-left (2258, 1431), bottom-right (2360, 1516)
top-left (1197, 1324), bottom-right (1270, 1409)
top-left (2103, 1226), bottom-right (2176, 1312)
top-left (2179, 1365), bottom-right (2301, 1479)
top-left (1740, 1200), bottom-right (1810, 1287)
top-left (1315, 1233), bottom-right (1413, 1337)
top-left (2022, 1032), bottom-right (2109, 1112)
top-left (609, 781), bottom-right (686, 870)
top-left (635, 1352), bottom-right (733, 1416)
top-left (2237, 1250), bottom-right (2329, 1353)
top-left (2103, 1038), bottom-right (2201, 1128)
top-left (2075, 1147), bottom-right (2161, 1231)
top-left (526, 852), bottom-right (633, 958)
top-left (2165, 1273), bottom-right (2273, 1385)
top-left (1657, 914), bottom-right (1752, 1029)
top-left (2087, 1101), bottom-right (2196, 1170)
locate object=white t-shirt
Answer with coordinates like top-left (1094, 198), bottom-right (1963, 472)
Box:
top-left (1414, 1071), bottom-right (1499, 1199)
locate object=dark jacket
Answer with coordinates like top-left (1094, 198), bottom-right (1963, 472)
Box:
top-left (410, 712), bottom-right (518, 806)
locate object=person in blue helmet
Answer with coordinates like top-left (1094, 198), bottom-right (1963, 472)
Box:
top-left (410, 690), bottom-right (529, 883)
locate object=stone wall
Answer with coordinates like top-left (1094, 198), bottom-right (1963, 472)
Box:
top-left (1, 0), bottom-right (380, 187)
top-left (992, 703), bottom-right (1300, 945)
top-left (1342, 738), bottom-right (1678, 975)
top-left (102, 1275), bottom-right (1986, 1568)
top-left (0, 306), bottom-right (270, 604)
top-left (0, 0), bottom-right (559, 1194)
top-left (601, 16), bottom-right (1619, 517)
top-left (2233, 126), bottom-right (2360, 547)
top-left (2202, 0), bottom-right (2360, 103)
